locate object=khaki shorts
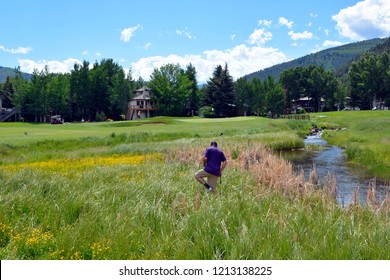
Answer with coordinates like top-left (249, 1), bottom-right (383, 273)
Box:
top-left (195, 169), bottom-right (218, 188)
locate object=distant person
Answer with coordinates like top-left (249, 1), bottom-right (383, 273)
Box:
top-left (195, 141), bottom-right (227, 193)
top-left (137, 111), bottom-right (141, 120)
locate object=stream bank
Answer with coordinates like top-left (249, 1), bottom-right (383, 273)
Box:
top-left (281, 131), bottom-right (389, 206)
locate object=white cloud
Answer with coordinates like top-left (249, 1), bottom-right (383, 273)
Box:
top-left (81, 50), bottom-right (102, 57)
top-left (18, 58), bottom-right (81, 74)
top-left (0, 45), bottom-right (32, 54)
top-left (176, 28), bottom-right (195, 39)
top-left (291, 42), bottom-right (305, 47)
top-left (332, 0), bottom-right (390, 40)
top-left (310, 13), bottom-right (318, 18)
top-left (288, 30), bottom-right (314, 40)
top-left (258, 19), bottom-right (272, 27)
top-left (15, 44), bottom-right (287, 85)
top-left (120, 24), bottom-right (141, 42)
top-left (143, 42), bottom-right (152, 50)
top-left (278, 17), bottom-right (294, 29)
top-left (322, 40), bottom-right (343, 48)
top-left (248, 28), bottom-right (272, 45)
top-left (324, 29), bottom-right (331, 36)
top-left (131, 44), bottom-right (286, 83)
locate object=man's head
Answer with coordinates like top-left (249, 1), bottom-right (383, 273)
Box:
top-left (210, 141), bottom-right (218, 147)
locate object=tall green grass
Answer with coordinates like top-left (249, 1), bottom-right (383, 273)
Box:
top-left (1, 140), bottom-right (389, 260)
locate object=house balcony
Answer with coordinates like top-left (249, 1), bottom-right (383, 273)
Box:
top-left (128, 105), bottom-right (156, 111)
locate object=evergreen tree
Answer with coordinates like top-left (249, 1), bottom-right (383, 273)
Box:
top-left (1, 76), bottom-right (14, 108)
top-left (204, 63), bottom-right (235, 117)
top-left (70, 60), bottom-right (91, 121)
top-left (204, 65), bottom-right (222, 110)
top-left (109, 68), bottom-right (131, 120)
top-left (134, 76), bottom-right (145, 90)
top-left (10, 67), bottom-right (28, 121)
top-left (185, 63), bottom-right (199, 116)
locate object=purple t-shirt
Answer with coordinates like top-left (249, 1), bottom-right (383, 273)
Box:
top-left (204, 146), bottom-right (226, 176)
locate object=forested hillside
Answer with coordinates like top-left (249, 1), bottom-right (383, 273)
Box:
top-left (0, 66), bottom-right (31, 83)
top-left (245, 37), bottom-right (389, 81)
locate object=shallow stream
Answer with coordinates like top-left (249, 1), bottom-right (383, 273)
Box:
top-left (281, 131), bottom-right (389, 206)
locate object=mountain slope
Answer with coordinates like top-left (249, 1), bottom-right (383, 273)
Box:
top-left (0, 66), bottom-right (32, 83)
top-left (244, 37), bottom-right (388, 81)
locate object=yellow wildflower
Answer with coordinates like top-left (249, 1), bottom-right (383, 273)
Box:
top-left (91, 240), bottom-right (110, 260)
top-left (1, 153), bottom-right (164, 174)
top-left (0, 222), bottom-right (13, 247)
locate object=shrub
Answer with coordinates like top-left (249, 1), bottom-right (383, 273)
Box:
top-left (96, 111), bottom-right (107, 122)
top-left (199, 106), bottom-right (216, 118)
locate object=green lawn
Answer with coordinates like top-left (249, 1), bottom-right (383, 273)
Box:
top-left (0, 117), bottom-right (257, 144)
top-left (0, 116), bottom-right (306, 147)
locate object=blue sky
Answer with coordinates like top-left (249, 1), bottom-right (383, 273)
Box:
top-left (1, 0), bottom-right (390, 83)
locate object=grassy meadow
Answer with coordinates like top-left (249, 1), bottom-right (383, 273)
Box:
top-left (0, 113), bottom-right (389, 260)
top-left (313, 110), bottom-right (390, 180)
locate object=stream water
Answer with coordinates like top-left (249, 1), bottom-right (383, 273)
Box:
top-left (281, 131), bottom-right (389, 206)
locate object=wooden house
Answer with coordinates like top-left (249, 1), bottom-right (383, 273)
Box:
top-left (126, 86), bottom-right (156, 120)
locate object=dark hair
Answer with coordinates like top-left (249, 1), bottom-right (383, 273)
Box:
top-left (210, 141), bottom-right (218, 147)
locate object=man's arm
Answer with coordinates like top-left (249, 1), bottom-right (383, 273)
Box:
top-left (202, 156), bottom-right (208, 167)
top-left (220, 160), bottom-right (227, 173)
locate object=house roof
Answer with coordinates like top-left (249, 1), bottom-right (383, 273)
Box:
top-left (132, 86), bottom-right (151, 100)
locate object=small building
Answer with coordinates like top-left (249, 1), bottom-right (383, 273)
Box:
top-left (293, 97), bottom-right (325, 113)
top-left (126, 86), bottom-right (156, 120)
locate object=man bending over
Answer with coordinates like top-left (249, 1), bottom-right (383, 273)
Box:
top-left (195, 141), bottom-right (227, 193)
